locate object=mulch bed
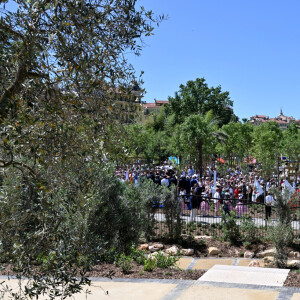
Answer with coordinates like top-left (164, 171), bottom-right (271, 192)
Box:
top-left (284, 272), bottom-right (300, 288)
top-left (87, 263), bottom-right (205, 280)
top-left (0, 263), bottom-right (205, 281)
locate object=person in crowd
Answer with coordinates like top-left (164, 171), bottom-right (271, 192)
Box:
top-left (235, 194), bottom-right (247, 218)
top-left (265, 191), bottom-right (274, 220)
top-left (190, 187), bottom-right (201, 222)
top-left (161, 175), bottom-right (169, 187)
top-left (213, 187), bottom-right (221, 216)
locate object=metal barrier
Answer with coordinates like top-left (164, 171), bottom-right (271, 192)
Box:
top-left (152, 195), bottom-right (300, 241)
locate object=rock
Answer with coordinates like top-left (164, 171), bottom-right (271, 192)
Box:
top-left (165, 245), bottom-right (179, 255)
top-left (244, 251), bottom-right (255, 259)
top-left (195, 236), bottom-right (212, 241)
top-left (149, 243), bottom-right (164, 252)
top-left (147, 252), bottom-right (158, 260)
top-left (287, 260), bottom-right (300, 268)
top-left (248, 260), bottom-right (261, 267)
top-left (264, 256), bottom-right (275, 263)
top-left (138, 244), bottom-right (149, 251)
top-left (208, 247), bottom-right (220, 256)
top-left (180, 248), bottom-right (194, 256)
top-left (288, 251), bottom-right (300, 258)
top-left (257, 248), bottom-right (276, 258)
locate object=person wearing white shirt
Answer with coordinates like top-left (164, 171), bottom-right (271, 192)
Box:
top-left (265, 192), bottom-right (274, 220)
top-left (161, 175), bottom-right (169, 187)
top-left (213, 188), bottom-right (221, 216)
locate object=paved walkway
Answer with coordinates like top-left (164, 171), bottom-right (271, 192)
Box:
top-left (1, 257), bottom-right (300, 300)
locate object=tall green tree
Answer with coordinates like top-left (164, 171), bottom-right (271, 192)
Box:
top-left (216, 122), bottom-right (253, 167)
top-left (0, 0), bottom-right (163, 298)
top-left (180, 111), bottom-right (227, 177)
top-left (252, 122), bottom-right (283, 178)
top-left (167, 78), bottom-right (237, 126)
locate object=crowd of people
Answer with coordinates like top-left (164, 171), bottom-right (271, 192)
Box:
top-left (115, 162), bottom-right (300, 222)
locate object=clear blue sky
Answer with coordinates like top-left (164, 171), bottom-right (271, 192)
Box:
top-left (4, 0), bottom-right (300, 120)
top-left (131, 0), bottom-right (300, 120)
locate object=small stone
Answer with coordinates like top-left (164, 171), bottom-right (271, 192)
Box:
top-left (165, 245), bottom-right (179, 255)
top-left (248, 260), bottom-right (261, 267)
top-left (195, 236), bottom-right (212, 240)
top-left (257, 248), bottom-right (276, 258)
top-left (288, 251), bottom-right (300, 258)
top-left (138, 244), bottom-right (149, 251)
top-left (180, 248), bottom-right (194, 256)
top-left (149, 243), bottom-right (164, 252)
top-left (208, 247), bottom-right (220, 256)
top-left (244, 251), bottom-right (255, 259)
top-left (264, 256), bottom-right (275, 263)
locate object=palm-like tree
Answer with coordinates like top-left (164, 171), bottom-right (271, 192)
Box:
top-left (180, 111), bottom-right (227, 177)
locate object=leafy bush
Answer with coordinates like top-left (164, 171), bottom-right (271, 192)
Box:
top-left (138, 180), bottom-right (165, 240)
top-left (221, 211), bottom-right (241, 245)
top-left (155, 251), bottom-right (179, 269)
top-left (129, 245), bottom-right (146, 265)
top-left (240, 217), bottom-right (259, 245)
top-left (117, 254), bottom-right (134, 274)
top-left (162, 185), bottom-right (182, 240)
top-left (268, 188), bottom-right (298, 268)
top-left (143, 258), bottom-right (157, 272)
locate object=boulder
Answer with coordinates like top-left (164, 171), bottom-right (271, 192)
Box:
top-left (264, 256), bottom-right (275, 263)
top-left (149, 243), bottom-right (164, 252)
top-left (195, 236), bottom-right (212, 241)
top-left (287, 260), bottom-right (300, 268)
top-left (147, 252), bottom-right (158, 260)
top-left (257, 248), bottom-right (276, 258)
top-left (208, 247), bottom-right (220, 256)
top-left (288, 251), bottom-right (300, 258)
top-left (165, 245), bottom-right (179, 255)
top-left (180, 248), bottom-right (194, 256)
top-left (138, 244), bottom-right (149, 251)
top-left (244, 251), bottom-right (255, 259)
top-left (248, 260), bottom-right (261, 267)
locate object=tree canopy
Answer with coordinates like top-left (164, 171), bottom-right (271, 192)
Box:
top-left (166, 77), bottom-right (237, 126)
top-left (0, 1), bottom-right (164, 297)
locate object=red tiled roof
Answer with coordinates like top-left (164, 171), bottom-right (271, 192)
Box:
top-left (256, 115), bottom-right (267, 118)
top-left (144, 103), bottom-right (156, 108)
top-left (155, 100), bottom-right (169, 104)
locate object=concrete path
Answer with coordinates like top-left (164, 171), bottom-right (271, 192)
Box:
top-left (2, 277), bottom-right (300, 300)
top-left (199, 264), bottom-right (289, 287)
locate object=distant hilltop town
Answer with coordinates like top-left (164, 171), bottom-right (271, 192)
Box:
top-left (250, 109), bottom-right (300, 129)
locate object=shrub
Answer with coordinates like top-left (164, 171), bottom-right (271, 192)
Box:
top-left (240, 217), bottom-right (259, 245)
top-left (221, 211), bottom-right (241, 245)
top-left (117, 254), bottom-right (134, 274)
top-left (162, 185), bottom-right (182, 240)
top-left (268, 188), bottom-right (298, 268)
top-left (143, 258), bottom-right (157, 272)
top-left (129, 245), bottom-right (146, 265)
top-left (155, 251), bottom-right (179, 269)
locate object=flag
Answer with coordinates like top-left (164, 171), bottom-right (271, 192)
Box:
top-left (284, 179), bottom-right (295, 195)
top-left (254, 179), bottom-right (263, 199)
top-left (212, 170), bottom-right (217, 194)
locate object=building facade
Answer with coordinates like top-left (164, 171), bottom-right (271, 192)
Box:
top-left (250, 109), bottom-right (299, 129)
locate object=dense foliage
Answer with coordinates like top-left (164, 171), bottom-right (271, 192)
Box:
top-left (0, 0), bottom-right (165, 298)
